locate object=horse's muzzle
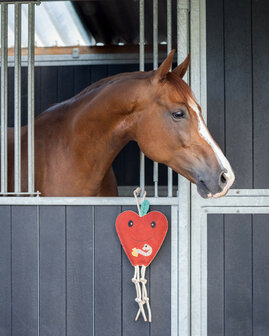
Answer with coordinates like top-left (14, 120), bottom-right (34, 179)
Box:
top-left (196, 168), bottom-right (233, 199)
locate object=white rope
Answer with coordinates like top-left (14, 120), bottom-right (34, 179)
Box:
top-left (135, 265), bottom-right (152, 322)
top-left (132, 265), bottom-right (147, 321)
top-left (133, 187), bottom-right (146, 217)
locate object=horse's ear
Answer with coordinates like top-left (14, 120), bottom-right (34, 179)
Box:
top-left (172, 54), bottom-right (190, 78)
top-left (154, 49), bottom-right (175, 81)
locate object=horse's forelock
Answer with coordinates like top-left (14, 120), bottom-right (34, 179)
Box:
top-left (166, 72), bottom-right (194, 103)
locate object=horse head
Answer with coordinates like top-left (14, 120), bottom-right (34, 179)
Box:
top-left (134, 50), bottom-right (234, 198)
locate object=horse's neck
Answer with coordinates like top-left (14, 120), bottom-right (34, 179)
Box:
top-left (69, 84), bottom-right (136, 187)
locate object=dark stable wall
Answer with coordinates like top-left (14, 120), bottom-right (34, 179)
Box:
top-left (6, 62), bottom-right (178, 187)
top-left (0, 204), bottom-right (171, 336)
top-left (207, 0), bottom-right (269, 335)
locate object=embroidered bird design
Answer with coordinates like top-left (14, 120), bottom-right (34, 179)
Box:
top-left (132, 244), bottom-right (153, 257)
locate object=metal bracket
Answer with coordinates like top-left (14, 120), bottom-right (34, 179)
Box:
top-left (72, 48), bottom-right (80, 58)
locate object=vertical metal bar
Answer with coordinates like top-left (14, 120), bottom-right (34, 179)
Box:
top-left (200, 0), bottom-right (207, 118)
top-left (28, 4), bottom-right (35, 193)
top-left (139, 0), bottom-right (145, 193)
top-left (1, 4), bottom-right (8, 194)
top-left (170, 205), bottom-right (179, 334)
top-left (14, 3), bottom-right (22, 194)
top-left (177, 0), bottom-right (190, 198)
top-left (167, 0), bottom-right (173, 197)
top-left (37, 205), bottom-right (40, 336)
top-left (139, 0), bottom-right (144, 72)
top-left (190, 0), bottom-right (207, 334)
top-left (153, 0), bottom-right (158, 197)
top-left (177, 1), bottom-right (191, 336)
top-left (92, 206), bottom-right (95, 335)
top-left (167, 0), bottom-right (172, 53)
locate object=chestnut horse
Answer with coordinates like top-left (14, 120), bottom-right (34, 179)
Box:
top-left (6, 50), bottom-right (234, 197)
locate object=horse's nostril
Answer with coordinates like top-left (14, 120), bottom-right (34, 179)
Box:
top-left (220, 172), bottom-right (227, 186)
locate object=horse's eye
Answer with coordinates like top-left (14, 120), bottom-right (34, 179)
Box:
top-left (128, 220), bottom-right (134, 227)
top-left (151, 221), bottom-right (156, 228)
top-left (172, 110), bottom-right (185, 120)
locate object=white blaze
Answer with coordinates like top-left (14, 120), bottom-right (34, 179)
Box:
top-left (188, 98), bottom-right (235, 198)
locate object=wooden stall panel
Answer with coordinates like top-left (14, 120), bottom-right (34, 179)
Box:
top-left (58, 66), bottom-right (74, 102)
top-left (207, 0), bottom-right (255, 189)
top-left (206, 0), bottom-right (225, 152)
top-left (224, 215), bottom-right (252, 336)
top-left (40, 66), bottom-right (58, 113)
top-left (253, 215), bottom-right (269, 336)
top-left (207, 215), bottom-right (224, 336)
top-left (224, 0), bottom-right (253, 188)
top-left (0, 206), bottom-right (11, 336)
top-left (208, 215), bottom-right (253, 335)
top-left (39, 206), bottom-right (66, 336)
top-left (66, 205), bottom-right (94, 336)
top-left (74, 65), bottom-right (90, 95)
top-left (253, 0), bottom-right (269, 188)
top-left (150, 205), bottom-right (171, 336)
top-left (91, 64), bottom-right (107, 84)
top-left (12, 206), bottom-right (38, 336)
top-left (94, 206), bottom-right (122, 336)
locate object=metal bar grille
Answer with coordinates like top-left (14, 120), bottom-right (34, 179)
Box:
top-left (0, 2), bottom-right (37, 196)
top-left (28, 3), bottom-right (36, 194)
top-left (1, 4), bottom-right (8, 194)
top-left (14, 3), bottom-right (22, 193)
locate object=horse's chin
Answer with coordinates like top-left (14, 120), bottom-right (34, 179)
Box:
top-left (196, 181), bottom-right (232, 199)
top-left (196, 180), bottom-right (213, 199)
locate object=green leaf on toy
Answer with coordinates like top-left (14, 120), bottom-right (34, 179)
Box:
top-left (140, 200), bottom-right (150, 216)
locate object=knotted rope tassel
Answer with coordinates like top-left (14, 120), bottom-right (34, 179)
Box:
top-left (135, 265), bottom-right (152, 322)
top-left (132, 265), bottom-right (152, 322)
top-left (132, 265), bottom-right (147, 321)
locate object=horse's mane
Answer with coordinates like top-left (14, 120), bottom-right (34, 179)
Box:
top-left (38, 71), bottom-right (150, 116)
top-left (41, 69), bottom-right (192, 116)
top-left (73, 70), bottom-right (151, 101)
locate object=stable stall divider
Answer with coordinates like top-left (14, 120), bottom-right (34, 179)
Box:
top-left (28, 3), bottom-right (36, 194)
top-left (1, 4), bottom-right (8, 194)
top-left (0, 1), bottom-right (37, 196)
top-left (14, 3), bottom-right (22, 193)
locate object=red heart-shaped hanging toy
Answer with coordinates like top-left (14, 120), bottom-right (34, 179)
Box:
top-left (116, 210), bottom-right (168, 267)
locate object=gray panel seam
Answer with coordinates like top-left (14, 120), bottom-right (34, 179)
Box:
top-left (65, 205), bottom-right (67, 336)
top-left (223, 0), bottom-right (227, 157)
top-left (120, 205), bottom-right (123, 336)
top-left (92, 206), bottom-right (95, 336)
top-left (251, 215), bottom-right (253, 336)
top-left (250, 0), bottom-right (254, 189)
top-left (10, 206), bottom-right (12, 336)
top-left (223, 215), bottom-right (226, 336)
top-left (37, 205), bottom-right (40, 336)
